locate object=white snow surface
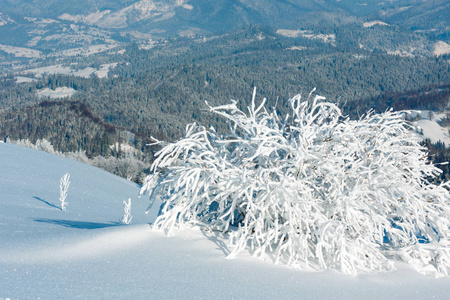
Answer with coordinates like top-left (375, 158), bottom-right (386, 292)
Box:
top-left (0, 44), bottom-right (42, 58)
top-left (15, 76), bottom-right (37, 83)
top-left (363, 20), bottom-right (390, 28)
top-left (37, 87), bottom-right (76, 99)
top-left (406, 110), bottom-right (450, 145)
top-left (1, 143), bottom-right (450, 298)
top-left (276, 29), bottom-right (336, 45)
top-left (434, 41), bottom-right (450, 56)
top-left (23, 63), bottom-right (117, 79)
top-left (416, 119), bottom-right (450, 145)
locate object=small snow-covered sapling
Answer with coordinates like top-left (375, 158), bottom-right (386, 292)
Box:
top-left (120, 198), bottom-right (133, 224)
top-left (59, 173), bottom-right (70, 211)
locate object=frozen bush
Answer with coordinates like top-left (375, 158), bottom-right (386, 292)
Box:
top-left (141, 89), bottom-right (450, 276)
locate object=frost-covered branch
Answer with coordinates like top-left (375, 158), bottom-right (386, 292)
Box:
top-left (141, 88), bottom-right (450, 276)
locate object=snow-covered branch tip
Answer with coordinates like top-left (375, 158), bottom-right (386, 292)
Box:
top-left (141, 89), bottom-right (450, 276)
top-left (147, 136), bottom-right (166, 147)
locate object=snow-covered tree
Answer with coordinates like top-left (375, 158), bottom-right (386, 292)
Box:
top-left (59, 173), bottom-right (70, 211)
top-left (141, 88), bottom-right (450, 276)
top-left (120, 198), bottom-right (133, 225)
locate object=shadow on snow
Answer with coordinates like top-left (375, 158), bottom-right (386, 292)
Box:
top-left (34, 218), bottom-right (121, 229)
top-left (200, 229), bottom-right (231, 256)
top-left (33, 196), bottom-right (61, 210)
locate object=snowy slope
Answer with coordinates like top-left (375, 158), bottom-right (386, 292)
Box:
top-left (58, 0), bottom-right (190, 28)
top-left (1, 142), bottom-right (450, 299)
top-left (408, 110), bottom-right (450, 145)
top-left (416, 119), bottom-right (450, 145)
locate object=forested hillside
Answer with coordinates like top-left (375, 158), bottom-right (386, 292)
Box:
top-left (2, 27), bottom-right (449, 138)
top-left (1, 100), bottom-right (117, 157)
top-left (1, 24), bottom-right (449, 181)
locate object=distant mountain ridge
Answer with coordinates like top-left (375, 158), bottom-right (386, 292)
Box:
top-left (0, 0), bottom-right (448, 59)
top-left (51, 0), bottom-right (348, 34)
top-left (2, 0), bottom-right (446, 36)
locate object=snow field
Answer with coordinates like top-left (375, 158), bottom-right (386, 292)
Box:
top-left (1, 143), bottom-right (450, 298)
